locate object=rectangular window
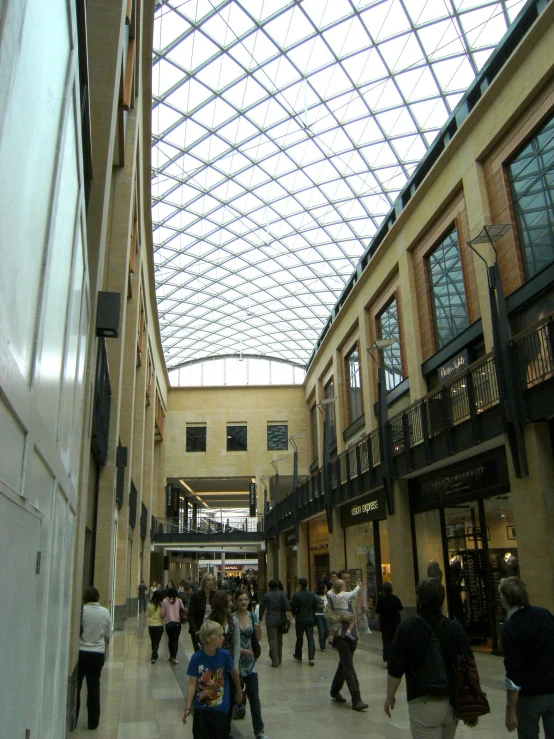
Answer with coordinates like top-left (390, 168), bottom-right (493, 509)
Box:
top-left (428, 230), bottom-right (469, 349)
top-left (311, 404), bottom-right (318, 462)
top-left (345, 344), bottom-right (363, 423)
top-left (508, 114), bottom-right (554, 278)
top-left (186, 426), bottom-right (206, 452)
top-left (227, 425), bottom-right (247, 452)
top-left (324, 378), bottom-right (336, 443)
top-left (378, 298), bottom-right (403, 390)
top-left (267, 424), bottom-right (288, 451)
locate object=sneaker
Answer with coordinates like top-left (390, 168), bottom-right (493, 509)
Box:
top-left (255, 734), bottom-right (270, 739)
top-left (171, 658), bottom-right (179, 665)
top-left (330, 692), bottom-right (347, 703)
top-left (309, 660), bottom-right (315, 666)
top-left (151, 659), bottom-right (156, 664)
top-left (292, 654), bottom-right (301, 662)
top-left (352, 699), bottom-right (368, 711)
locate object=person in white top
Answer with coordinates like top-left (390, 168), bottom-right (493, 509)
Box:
top-left (76, 587), bottom-right (113, 730)
top-left (327, 579), bottom-right (362, 643)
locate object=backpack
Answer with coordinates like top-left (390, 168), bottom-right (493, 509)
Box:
top-left (415, 616), bottom-right (450, 696)
top-left (452, 653), bottom-right (490, 723)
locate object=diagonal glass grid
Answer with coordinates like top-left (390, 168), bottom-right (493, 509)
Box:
top-left (153, 0), bottom-right (526, 370)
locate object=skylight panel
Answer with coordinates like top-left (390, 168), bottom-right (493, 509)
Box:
top-left (302, 158), bottom-right (340, 185)
top-left (376, 107), bottom-right (418, 137)
top-left (334, 198), bottom-right (369, 220)
top-left (404, 0), bottom-right (449, 25)
top-left (360, 193), bottom-right (393, 215)
top-left (374, 165), bottom-right (408, 191)
top-left (232, 164), bottom-right (271, 189)
top-left (287, 35), bottom-right (335, 75)
top-left (188, 134), bottom-right (230, 162)
top-left (163, 118), bottom-right (207, 148)
top-left (341, 48), bottom-right (388, 86)
top-left (323, 16), bottom-right (370, 58)
top-left (166, 30), bottom-right (220, 72)
top-left (417, 19), bottom-right (467, 61)
top-left (263, 5), bottom-right (316, 50)
top-left (227, 29), bottom-right (280, 70)
top-left (152, 105), bottom-right (184, 137)
top-left (378, 32), bottom-right (424, 74)
top-left (200, 3), bottom-right (256, 47)
top-left (326, 93), bottom-right (370, 124)
top-left (319, 178), bottom-right (354, 203)
top-left (154, 8), bottom-right (192, 53)
top-left (460, 5), bottom-right (507, 48)
top-left (264, 118), bottom-right (305, 149)
top-left (507, 0), bottom-right (526, 22)
top-left (195, 53), bottom-right (245, 92)
top-left (409, 98), bottom-right (449, 129)
top-left (213, 149), bottom-right (253, 176)
top-left (391, 133), bottom-right (427, 161)
top-left (276, 79), bottom-right (319, 116)
top-left (361, 0), bottom-right (411, 42)
top-left (253, 55), bottom-right (300, 93)
top-left (153, 58), bottom-right (188, 97)
top-left (294, 187), bottom-right (329, 209)
top-left (330, 150), bottom-right (369, 177)
top-left (301, 0), bottom-right (353, 28)
top-left (246, 96), bottom-right (290, 129)
top-left (394, 65), bottom-right (440, 102)
top-left (163, 78), bottom-right (213, 114)
top-left (309, 64), bottom-right (354, 100)
top-left (277, 168), bottom-right (317, 193)
top-left (432, 56), bottom-right (475, 93)
top-left (360, 141), bottom-right (399, 168)
top-left (238, 0), bottom-right (293, 24)
top-left (259, 151), bottom-right (295, 178)
top-left (363, 78), bottom-right (404, 112)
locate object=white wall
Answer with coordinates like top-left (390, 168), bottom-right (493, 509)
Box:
top-left (0, 0), bottom-right (88, 736)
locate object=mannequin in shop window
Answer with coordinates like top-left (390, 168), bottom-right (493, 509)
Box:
top-left (427, 560), bottom-right (443, 584)
top-left (449, 557), bottom-right (465, 625)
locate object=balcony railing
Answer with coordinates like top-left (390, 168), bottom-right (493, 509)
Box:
top-left (512, 314), bottom-right (554, 388)
top-left (151, 515), bottom-right (264, 536)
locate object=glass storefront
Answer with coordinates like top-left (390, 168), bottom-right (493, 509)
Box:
top-left (412, 452), bottom-right (516, 653)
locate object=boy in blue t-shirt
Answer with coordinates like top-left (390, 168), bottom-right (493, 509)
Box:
top-left (183, 620), bottom-right (243, 738)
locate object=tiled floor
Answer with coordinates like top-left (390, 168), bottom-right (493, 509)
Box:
top-left (72, 615), bottom-right (522, 738)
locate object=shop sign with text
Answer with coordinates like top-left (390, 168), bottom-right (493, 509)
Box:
top-left (341, 488), bottom-right (386, 527)
top-left (438, 349), bottom-right (469, 383)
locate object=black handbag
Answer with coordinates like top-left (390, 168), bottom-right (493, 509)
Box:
top-left (250, 614), bottom-right (261, 659)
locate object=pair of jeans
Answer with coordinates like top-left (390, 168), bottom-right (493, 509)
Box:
top-left (330, 636), bottom-right (361, 701)
top-left (244, 672), bottom-right (264, 735)
top-left (76, 650), bottom-right (105, 729)
top-left (315, 615), bottom-right (330, 650)
top-left (266, 622), bottom-right (282, 666)
top-left (192, 707), bottom-right (228, 739)
top-left (138, 595), bottom-right (147, 613)
top-left (165, 621), bottom-right (181, 659)
top-left (294, 621), bottom-right (315, 661)
top-left (149, 625), bottom-right (164, 660)
top-left (408, 698), bottom-right (457, 739)
top-left (516, 693), bottom-right (554, 739)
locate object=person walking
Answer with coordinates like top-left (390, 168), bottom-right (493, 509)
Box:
top-left (376, 581), bottom-right (404, 663)
top-left (138, 579), bottom-right (148, 614)
top-left (188, 572), bottom-right (216, 652)
top-left (259, 578), bottom-right (290, 668)
top-left (326, 568), bottom-right (368, 711)
top-left (209, 589), bottom-right (241, 736)
top-left (146, 589), bottom-right (165, 663)
top-left (291, 577), bottom-right (317, 665)
top-left (235, 589), bottom-right (270, 739)
top-left (315, 582), bottom-right (330, 652)
top-left (499, 576), bottom-right (554, 738)
top-left (161, 586), bottom-right (186, 664)
top-left (384, 577), bottom-right (474, 738)
top-left (76, 587), bottom-right (112, 730)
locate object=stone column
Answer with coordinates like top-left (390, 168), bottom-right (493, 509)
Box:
top-left (277, 532), bottom-right (287, 586)
top-left (508, 423), bottom-right (554, 611)
top-left (297, 521), bottom-right (310, 586)
top-left (387, 479), bottom-right (417, 613)
top-left (266, 538), bottom-right (276, 583)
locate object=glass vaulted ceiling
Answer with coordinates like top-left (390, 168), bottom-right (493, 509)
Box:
top-left (152, 0), bottom-right (525, 370)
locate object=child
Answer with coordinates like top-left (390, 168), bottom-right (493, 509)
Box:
top-left (182, 620), bottom-right (243, 739)
top-left (328, 579), bottom-right (362, 643)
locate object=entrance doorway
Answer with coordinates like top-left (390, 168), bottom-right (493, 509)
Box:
top-left (313, 554), bottom-right (329, 588)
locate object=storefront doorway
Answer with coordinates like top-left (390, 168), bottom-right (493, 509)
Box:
top-left (412, 451), bottom-right (515, 653)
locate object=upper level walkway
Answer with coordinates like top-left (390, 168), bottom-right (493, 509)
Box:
top-left (151, 515), bottom-right (264, 547)
top-left (73, 612), bottom-right (516, 739)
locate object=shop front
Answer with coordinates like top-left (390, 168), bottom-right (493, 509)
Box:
top-left (411, 449), bottom-right (516, 653)
top-left (342, 487), bottom-right (387, 627)
top-left (308, 515), bottom-right (329, 588)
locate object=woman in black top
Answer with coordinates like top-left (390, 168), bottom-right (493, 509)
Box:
top-left (376, 582), bottom-right (403, 662)
top-left (187, 572), bottom-right (215, 652)
top-left (259, 578), bottom-right (290, 667)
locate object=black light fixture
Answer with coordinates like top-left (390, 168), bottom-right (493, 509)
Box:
top-left (96, 291), bottom-right (121, 338)
top-left (466, 223), bottom-right (527, 478)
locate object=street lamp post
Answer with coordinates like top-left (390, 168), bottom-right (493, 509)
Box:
top-left (316, 397), bottom-right (336, 532)
top-left (367, 338), bottom-right (396, 515)
top-left (466, 224), bottom-right (528, 477)
top-left (289, 433), bottom-right (305, 542)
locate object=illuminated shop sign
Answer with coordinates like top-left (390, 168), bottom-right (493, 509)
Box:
top-left (438, 349), bottom-right (469, 383)
top-left (341, 488), bottom-right (386, 527)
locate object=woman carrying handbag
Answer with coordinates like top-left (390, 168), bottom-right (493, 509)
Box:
top-left (259, 579), bottom-right (290, 668)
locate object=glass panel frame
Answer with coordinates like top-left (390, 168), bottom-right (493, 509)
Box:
top-left (428, 229), bottom-right (469, 349)
top-left (267, 423), bottom-right (288, 451)
top-left (378, 297), bottom-right (403, 391)
top-left (186, 425), bottom-right (206, 452)
top-left (227, 424), bottom-right (247, 452)
top-left (345, 344), bottom-right (363, 424)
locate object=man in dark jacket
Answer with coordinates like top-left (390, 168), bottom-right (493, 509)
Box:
top-left (384, 578), bottom-right (473, 738)
top-left (291, 578), bottom-right (317, 665)
top-left (376, 581), bottom-right (404, 663)
top-left (499, 576), bottom-right (554, 738)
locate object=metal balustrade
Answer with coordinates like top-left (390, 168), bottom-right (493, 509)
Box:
top-left (339, 454), bottom-right (348, 484)
top-left (151, 515), bottom-right (264, 536)
top-left (348, 447), bottom-right (357, 479)
top-left (512, 316), bottom-right (554, 388)
top-left (359, 440), bottom-right (369, 472)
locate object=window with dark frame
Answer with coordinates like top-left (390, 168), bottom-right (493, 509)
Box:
top-left (311, 404), bottom-right (318, 462)
top-left (267, 424), bottom-right (288, 451)
top-left (428, 229), bottom-right (469, 349)
top-left (324, 378), bottom-right (336, 443)
top-left (186, 426), bottom-right (206, 452)
top-left (378, 298), bottom-right (403, 391)
top-left (508, 114), bottom-right (554, 278)
top-left (227, 425), bottom-right (247, 452)
top-left (345, 344), bottom-right (363, 423)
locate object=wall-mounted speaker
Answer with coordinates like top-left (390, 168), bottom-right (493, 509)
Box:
top-left (96, 291), bottom-right (120, 338)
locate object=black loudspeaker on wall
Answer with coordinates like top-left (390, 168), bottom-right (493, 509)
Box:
top-left (96, 291), bottom-right (121, 338)
top-left (163, 556), bottom-right (170, 570)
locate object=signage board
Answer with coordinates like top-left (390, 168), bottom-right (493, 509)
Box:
top-left (165, 483), bottom-right (174, 517)
top-left (285, 529), bottom-right (297, 546)
top-left (341, 488), bottom-right (387, 527)
top-left (249, 481), bottom-right (257, 517)
top-left (438, 349), bottom-right (469, 383)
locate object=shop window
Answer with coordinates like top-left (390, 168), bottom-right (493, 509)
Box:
top-left (186, 426), bottom-right (206, 452)
top-left (310, 404), bottom-right (318, 463)
top-left (508, 114), bottom-right (554, 278)
top-left (324, 378), bottom-right (336, 443)
top-left (378, 297), bottom-right (403, 390)
top-left (428, 229), bottom-right (469, 349)
top-left (267, 424), bottom-right (288, 451)
top-left (227, 425), bottom-right (247, 452)
top-left (345, 344), bottom-right (363, 423)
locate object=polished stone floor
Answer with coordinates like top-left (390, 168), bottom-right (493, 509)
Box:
top-left (72, 615), bottom-right (523, 738)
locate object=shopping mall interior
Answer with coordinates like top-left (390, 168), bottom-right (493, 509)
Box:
top-left (2, 0), bottom-right (554, 736)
